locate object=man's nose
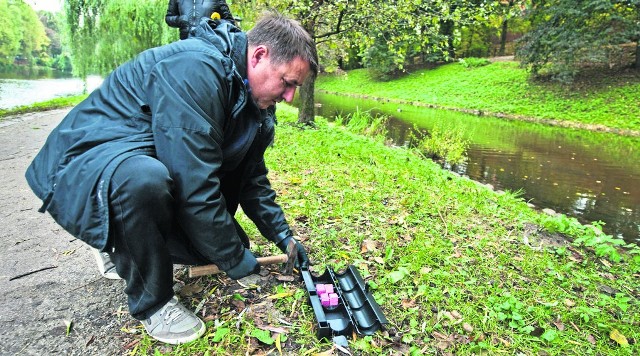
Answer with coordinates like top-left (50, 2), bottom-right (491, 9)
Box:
top-left (282, 86), bottom-right (297, 102)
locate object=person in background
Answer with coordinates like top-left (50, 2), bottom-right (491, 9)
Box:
top-left (25, 12), bottom-right (317, 345)
top-left (166, 0), bottom-right (236, 39)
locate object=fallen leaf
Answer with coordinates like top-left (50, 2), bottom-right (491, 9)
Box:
top-left (432, 331), bottom-right (448, 340)
top-left (275, 275), bottom-right (296, 282)
top-left (598, 285), bottom-right (618, 296)
top-left (444, 311), bottom-right (455, 321)
top-left (401, 299), bottom-right (416, 309)
top-left (610, 329), bottom-right (629, 346)
top-left (553, 320), bottom-right (565, 331)
top-left (231, 299), bottom-right (245, 310)
top-left (361, 239), bottom-right (377, 253)
top-left (451, 310), bottom-right (462, 319)
top-left (275, 333), bottom-right (282, 355)
top-left (587, 334), bottom-right (596, 345)
top-left (462, 323), bottom-right (473, 333)
top-left (123, 339), bottom-right (140, 350)
top-left (335, 343), bottom-right (352, 355)
top-left (564, 299), bottom-right (575, 307)
top-left (180, 283), bottom-right (204, 297)
top-left (64, 319), bottom-right (73, 336)
top-left (373, 256), bottom-right (385, 265)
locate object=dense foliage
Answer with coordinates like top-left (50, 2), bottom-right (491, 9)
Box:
top-left (0, 0), bottom-right (49, 67)
top-left (517, 0), bottom-right (640, 82)
top-left (57, 0), bottom-right (639, 123)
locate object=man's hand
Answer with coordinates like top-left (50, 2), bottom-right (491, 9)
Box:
top-left (225, 248), bottom-right (260, 280)
top-left (277, 234), bottom-right (310, 270)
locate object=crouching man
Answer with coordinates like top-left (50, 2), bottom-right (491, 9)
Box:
top-left (25, 12), bottom-right (316, 344)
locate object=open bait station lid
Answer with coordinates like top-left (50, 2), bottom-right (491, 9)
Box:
top-left (301, 265), bottom-right (388, 339)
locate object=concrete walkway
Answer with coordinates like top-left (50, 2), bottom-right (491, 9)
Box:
top-left (0, 109), bottom-right (129, 355)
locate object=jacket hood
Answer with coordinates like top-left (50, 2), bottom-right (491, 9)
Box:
top-left (192, 19), bottom-right (248, 79)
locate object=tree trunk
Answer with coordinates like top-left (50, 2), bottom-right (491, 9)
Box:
top-left (635, 40), bottom-right (639, 69)
top-left (298, 18), bottom-right (317, 125)
top-left (297, 71), bottom-right (317, 125)
top-left (499, 18), bottom-right (508, 56)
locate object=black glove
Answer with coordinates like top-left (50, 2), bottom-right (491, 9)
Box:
top-left (276, 234), bottom-right (310, 270)
top-left (225, 248), bottom-right (260, 280)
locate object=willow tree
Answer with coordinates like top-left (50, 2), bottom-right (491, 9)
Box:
top-left (64, 0), bottom-right (176, 80)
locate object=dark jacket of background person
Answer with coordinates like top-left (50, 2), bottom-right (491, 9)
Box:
top-left (25, 21), bottom-right (292, 272)
top-left (166, 0), bottom-right (219, 40)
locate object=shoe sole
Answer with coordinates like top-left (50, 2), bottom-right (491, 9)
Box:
top-left (148, 321), bottom-right (206, 345)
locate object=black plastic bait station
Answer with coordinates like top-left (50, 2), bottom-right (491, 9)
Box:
top-left (301, 265), bottom-right (388, 339)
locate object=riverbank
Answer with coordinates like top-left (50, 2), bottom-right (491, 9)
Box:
top-left (316, 61), bottom-right (640, 136)
top-left (2, 106), bottom-right (638, 354)
top-left (0, 94), bottom-right (85, 118)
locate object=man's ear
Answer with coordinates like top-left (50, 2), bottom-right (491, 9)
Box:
top-left (250, 45), bottom-right (269, 68)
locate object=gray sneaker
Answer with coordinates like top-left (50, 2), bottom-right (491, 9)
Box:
top-left (142, 296), bottom-right (206, 344)
top-left (91, 248), bottom-right (121, 280)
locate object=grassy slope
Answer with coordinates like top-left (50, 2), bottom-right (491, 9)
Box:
top-left (148, 105), bottom-right (639, 355)
top-left (316, 62), bottom-right (640, 133)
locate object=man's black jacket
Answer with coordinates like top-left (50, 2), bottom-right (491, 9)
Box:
top-left (25, 21), bottom-right (291, 271)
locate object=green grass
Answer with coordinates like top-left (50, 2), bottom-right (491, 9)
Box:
top-left (0, 94), bottom-right (87, 118)
top-left (129, 105), bottom-right (639, 355)
top-left (317, 62), bottom-right (640, 133)
top-left (8, 78), bottom-right (638, 354)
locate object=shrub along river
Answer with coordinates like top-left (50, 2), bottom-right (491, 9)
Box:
top-left (307, 92), bottom-right (639, 245)
top-left (1, 75), bottom-right (638, 244)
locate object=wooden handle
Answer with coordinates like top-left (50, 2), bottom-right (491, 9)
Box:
top-left (188, 253), bottom-right (288, 278)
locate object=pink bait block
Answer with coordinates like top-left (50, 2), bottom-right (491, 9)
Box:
top-left (316, 284), bottom-right (327, 296)
top-left (320, 293), bottom-right (330, 307)
top-left (325, 284), bottom-right (334, 294)
top-left (329, 293), bottom-right (339, 307)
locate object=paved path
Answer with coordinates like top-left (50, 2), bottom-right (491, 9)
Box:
top-left (0, 110), bottom-right (129, 355)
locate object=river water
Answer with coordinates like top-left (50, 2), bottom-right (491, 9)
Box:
top-left (312, 92), bottom-right (640, 244)
top-left (1, 77), bottom-right (638, 243)
top-left (0, 73), bottom-right (102, 110)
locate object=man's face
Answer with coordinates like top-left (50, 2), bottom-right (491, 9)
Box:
top-left (247, 46), bottom-right (311, 109)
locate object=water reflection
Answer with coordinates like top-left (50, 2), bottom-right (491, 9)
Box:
top-left (311, 92), bottom-right (640, 244)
